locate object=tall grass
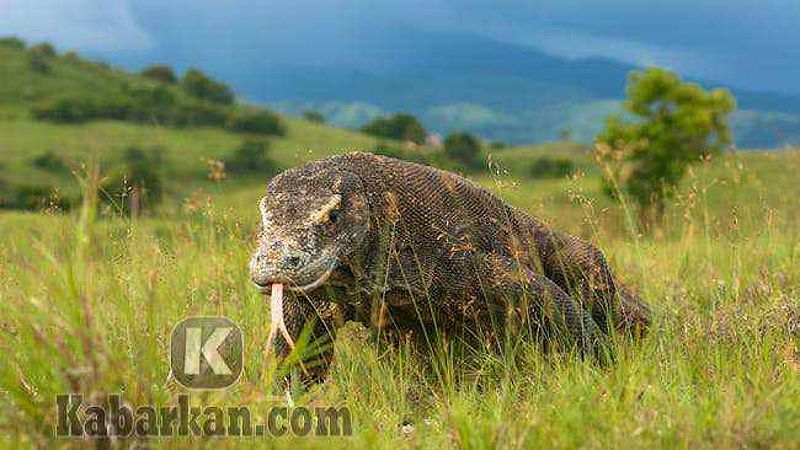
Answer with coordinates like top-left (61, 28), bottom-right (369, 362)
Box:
top-left (1, 151), bottom-right (799, 448)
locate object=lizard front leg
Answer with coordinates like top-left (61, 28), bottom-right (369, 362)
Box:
top-left (272, 294), bottom-right (349, 384)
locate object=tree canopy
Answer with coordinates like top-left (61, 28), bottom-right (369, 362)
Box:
top-left (181, 68), bottom-right (235, 105)
top-left (596, 68), bottom-right (736, 226)
top-left (444, 132), bottom-right (483, 171)
top-left (361, 113), bottom-right (427, 144)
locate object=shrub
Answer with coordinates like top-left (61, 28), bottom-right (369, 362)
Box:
top-left (99, 94), bottom-right (135, 120)
top-left (142, 84), bottom-right (177, 106)
top-left (224, 140), bottom-right (278, 175)
top-left (361, 113), bottom-right (427, 144)
top-left (102, 147), bottom-right (164, 215)
top-left (527, 157), bottom-right (575, 179)
top-left (31, 90), bottom-right (231, 128)
top-left (0, 182), bottom-right (70, 211)
top-left (29, 42), bottom-right (56, 57)
top-left (28, 69), bottom-right (254, 130)
top-left (224, 140), bottom-right (277, 174)
top-left (14, 184), bottom-right (54, 210)
top-left (227, 109), bottom-right (286, 136)
top-left (62, 51), bottom-right (83, 64)
top-left (181, 68), bottom-right (234, 105)
top-left (141, 65), bottom-right (177, 84)
top-left (0, 37), bottom-right (26, 50)
top-left (444, 132), bottom-right (483, 171)
top-left (31, 96), bottom-right (99, 122)
top-left (26, 43), bottom-right (57, 73)
top-left (123, 84), bottom-right (176, 122)
top-left (31, 94), bottom-right (134, 123)
top-left (167, 101), bottom-right (228, 128)
top-left (302, 110), bottom-right (325, 124)
top-left (28, 53), bottom-right (51, 73)
top-left (32, 151), bottom-right (70, 173)
top-left (0, 179), bottom-right (11, 205)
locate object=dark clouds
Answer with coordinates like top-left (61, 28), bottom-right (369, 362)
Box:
top-left (0, 0), bottom-right (152, 51)
top-left (445, 0), bottom-right (800, 93)
top-left (3, 0), bottom-right (799, 93)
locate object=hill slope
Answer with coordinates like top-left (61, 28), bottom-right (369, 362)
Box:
top-left (0, 39), bottom-right (383, 209)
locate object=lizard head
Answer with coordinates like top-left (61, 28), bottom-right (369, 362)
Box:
top-left (249, 167), bottom-right (368, 293)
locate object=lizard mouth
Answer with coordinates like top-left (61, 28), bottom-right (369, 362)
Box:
top-left (252, 258), bottom-right (338, 294)
top-left (286, 261), bottom-right (337, 292)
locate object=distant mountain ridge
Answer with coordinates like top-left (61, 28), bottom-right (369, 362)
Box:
top-left (222, 30), bottom-right (800, 148)
top-left (27, 23), bottom-right (800, 149)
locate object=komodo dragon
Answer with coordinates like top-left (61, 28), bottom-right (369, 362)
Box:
top-left (250, 152), bottom-right (650, 381)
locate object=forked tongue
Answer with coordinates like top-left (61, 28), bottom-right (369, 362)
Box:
top-left (265, 283), bottom-right (307, 373)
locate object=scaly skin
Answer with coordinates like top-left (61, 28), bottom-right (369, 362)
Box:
top-left (250, 152), bottom-right (650, 382)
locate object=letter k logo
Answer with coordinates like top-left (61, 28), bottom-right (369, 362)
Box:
top-left (183, 327), bottom-right (233, 375)
top-left (170, 317), bottom-right (243, 389)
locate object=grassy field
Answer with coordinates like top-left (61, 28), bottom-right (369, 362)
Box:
top-left (1, 38), bottom-right (799, 449)
top-left (1, 123), bottom-right (799, 448)
top-left (0, 116), bottom-right (380, 196)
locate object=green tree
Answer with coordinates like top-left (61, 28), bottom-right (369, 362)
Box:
top-left (225, 140), bottom-right (278, 175)
top-left (444, 132), bottom-right (483, 171)
top-left (0, 37), bottom-right (26, 50)
top-left (141, 65), bottom-right (177, 84)
top-left (528, 157), bottom-right (575, 179)
top-left (31, 96), bottom-right (99, 122)
top-left (29, 42), bottom-right (56, 57)
top-left (227, 109), bottom-right (286, 136)
top-left (181, 68), bottom-right (234, 105)
top-left (28, 53), bottom-right (51, 73)
top-left (302, 110), bottom-right (325, 124)
top-left (31, 150), bottom-right (69, 174)
top-left (596, 68), bottom-right (735, 227)
top-left (103, 147), bottom-right (164, 215)
top-left (361, 113), bottom-right (427, 144)
top-left (27, 42), bottom-right (56, 74)
top-left (123, 147), bottom-right (163, 203)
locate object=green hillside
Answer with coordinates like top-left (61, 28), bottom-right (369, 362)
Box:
top-left (0, 39), bottom-right (388, 210)
top-left (0, 41), bottom-right (133, 115)
top-left (0, 39), bottom-right (229, 121)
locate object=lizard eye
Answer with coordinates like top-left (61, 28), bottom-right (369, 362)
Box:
top-left (329, 209), bottom-right (340, 223)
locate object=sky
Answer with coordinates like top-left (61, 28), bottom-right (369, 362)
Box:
top-left (1, 0), bottom-right (799, 94)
